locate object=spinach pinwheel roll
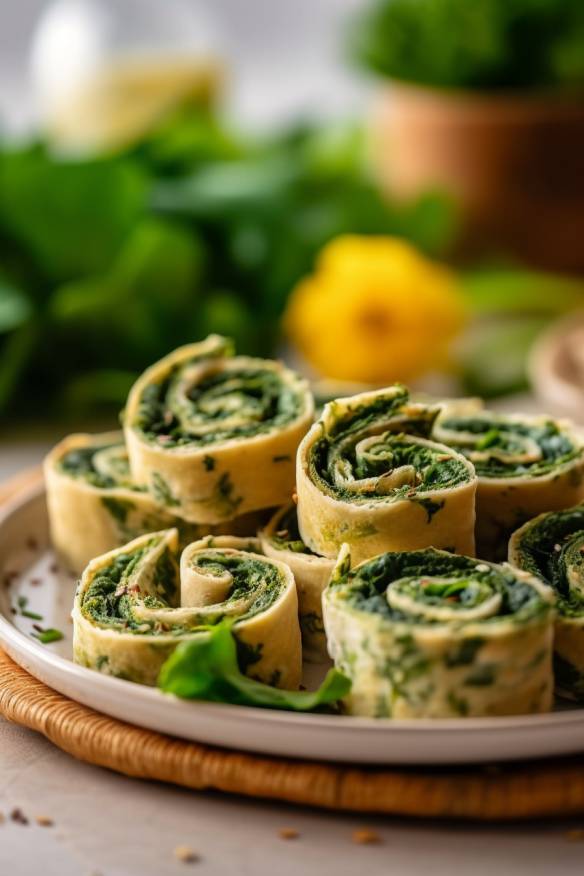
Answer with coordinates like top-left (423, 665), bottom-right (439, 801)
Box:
top-left (124, 334), bottom-right (314, 524)
top-left (323, 546), bottom-right (555, 718)
top-left (434, 400), bottom-right (584, 559)
top-left (45, 432), bottom-right (191, 574)
top-left (259, 503), bottom-right (335, 662)
top-left (73, 530), bottom-right (301, 688)
top-left (509, 504), bottom-right (584, 701)
top-left (44, 432), bottom-right (262, 574)
top-left (296, 386), bottom-right (477, 565)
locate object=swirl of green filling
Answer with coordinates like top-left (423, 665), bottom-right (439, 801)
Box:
top-left (45, 432), bottom-right (191, 574)
top-left (323, 546), bottom-right (554, 718)
top-left (310, 430), bottom-right (469, 502)
top-left (433, 401), bottom-right (584, 559)
top-left (60, 440), bottom-right (136, 489)
top-left (296, 386), bottom-right (477, 564)
top-left (509, 503), bottom-right (584, 701)
top-left (435, 410), bottom-right (583, 479)
top-left (124, 335), bottom-right (314, 523)
top-left (137, 355), bottom-right (305, 447)
top-left (44, 431), bottom-right (262, 574)
top-left (73, 530), bottom-right (301, 687)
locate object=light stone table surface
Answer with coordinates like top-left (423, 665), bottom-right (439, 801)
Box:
top-left (1, 432), bottom-right (583, 876)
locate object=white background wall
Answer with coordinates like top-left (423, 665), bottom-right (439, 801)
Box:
top-left (0, 0), bottom-right (371, 131)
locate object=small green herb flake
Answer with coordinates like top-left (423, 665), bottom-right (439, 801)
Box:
top-left (101, 496), bottom-right (135, 524)
top-left (21, 609), bottom-right (44, 621)
top-left (151, 472), bottom-right (180, 508)
top-left (272, 454), bottom-right (291, 463)
top-left (14, 595), bottom-right (44, 621)
top-left (447, 691), bottom-right (469, 716)
top-left (415, 497), bottom-right (445, 523)
top-left (214, 473), bottom-right (243, 517)
top-left (203, 455), bottom-right (215, 472)
top-left (31, 627), bottom-right (64, 644)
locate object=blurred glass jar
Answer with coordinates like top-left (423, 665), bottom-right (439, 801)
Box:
top-left (30, 0), bottom-right (222, 154)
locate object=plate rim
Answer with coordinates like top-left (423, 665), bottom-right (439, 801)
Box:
top-left (4, 615), bottom-right (584, 735)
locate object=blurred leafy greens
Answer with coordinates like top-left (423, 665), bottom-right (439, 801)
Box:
top-left (158, 622), bottom-right (350, 711)
top-left (1, 102), bottom-right (582, 419)
top-left (0, 110), bottom-right (458, 419)
top-left (459, 268), bottom-right (584, 397)
top-left (352, 0), bottom-right (584, 90)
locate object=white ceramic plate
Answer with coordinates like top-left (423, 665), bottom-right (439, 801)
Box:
top-left (1, 485), bottom-right (584, 766)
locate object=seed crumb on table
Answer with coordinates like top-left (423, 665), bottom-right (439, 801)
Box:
top-left (278, 828), bottom-right (300, 840)
top-left (174, 845), bottom-right (199, 864)
top-left (352, 828), bottom-right (381, 845)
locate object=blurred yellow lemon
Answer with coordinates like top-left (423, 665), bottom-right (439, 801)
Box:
top-left (284, 235), bottom-right (465, 384)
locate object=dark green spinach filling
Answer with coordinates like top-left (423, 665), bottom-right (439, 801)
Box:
top-left (438, 416), bottom-right (582, 478)
top-left (325, 387), bottom-right (436, 440)
top-left (59, 443), bottom-right (142, 491)
top-left (136, 362), bottom-right (305, 447)
top-left (193, 552), bottom-right (282, 616)
top-left (310, 433), bottom-right (469, 502)
top-left (59, 445), bottom-right (117, 489)
top-left (81, 543), bottom-right (284, 634)
top-left (513, 505), bottom-right (584, 616)
top-left (269, 505), bottom-right (316, 555)
top-left (335, 550), bottom-right (549, 626)
top-left (81, 545), bottom-right (165, 629)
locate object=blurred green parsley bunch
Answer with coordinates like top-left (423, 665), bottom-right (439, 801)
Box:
top-left (352, 0), bottom-right (584, 91)
top-left (0, 106), bottom-right (456, 420)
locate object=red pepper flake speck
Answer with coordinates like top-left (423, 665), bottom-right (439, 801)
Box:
top-left (10, 808), bottom-right (29, 825)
